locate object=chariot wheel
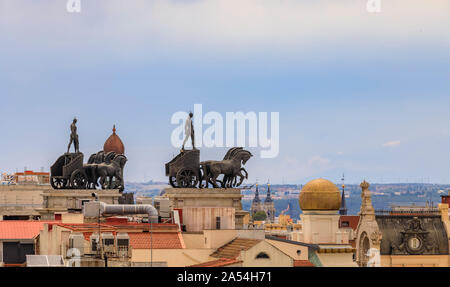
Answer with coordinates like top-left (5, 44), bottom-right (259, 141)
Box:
top-left (176, 168), bottom-right (199, 188)
top-left (169, 176), bottom-right (178, 188)
top-left (50, 177), bottom-right (68, 189)
top-left (70, 170), bottom-right (88, 189)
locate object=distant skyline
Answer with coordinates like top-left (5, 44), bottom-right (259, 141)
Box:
top-left (1, 1), bottom-right (449, 184)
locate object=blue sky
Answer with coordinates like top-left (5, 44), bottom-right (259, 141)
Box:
top-left (0, 0), bottom-right (449, 184)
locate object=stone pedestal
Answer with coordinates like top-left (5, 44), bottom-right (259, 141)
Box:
top-left (163, 188), bottom-right (248, 231)
top-left (36, 189), bottom-right (122, 220)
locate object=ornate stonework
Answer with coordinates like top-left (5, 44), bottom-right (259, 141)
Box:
top-left (370, 230), bottom-right (382, 245)
top-left (355, 180), bottom-right (381, 267)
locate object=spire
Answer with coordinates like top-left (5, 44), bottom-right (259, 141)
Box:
top-left (339, 174), bottom-right (348, 215)
top-left (252, 183), bottom-right (261, 204)
top-left (265, 182), bottom-right (273, 203)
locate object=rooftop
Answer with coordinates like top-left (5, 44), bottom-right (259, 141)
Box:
top-left (128, 232), bottom-right (185, 249)
top-left (339, 215), bottom-right (360, 230)
top-left (210, 238), bottom-right (262, 259)
top-left (0, 221), bottom-right (58, 240)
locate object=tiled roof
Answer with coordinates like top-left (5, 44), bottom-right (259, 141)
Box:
top-left (210, 238), bottom-right (261, 259)
top-left (128, 232), bottom-right (185, 249)
top-left (189, 258), bottom-right (242, 267)
top-left (0, 221), bottom-right (57, 240)
top-left (339, 215), bottom-right (360, 230)
top-left (293, 260), bottom-right (315, 267)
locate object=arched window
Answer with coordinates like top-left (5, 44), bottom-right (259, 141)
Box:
top-left (358, 232), bottom-right (370, 267)
top-left (255, 252), bottom-right (270, 259)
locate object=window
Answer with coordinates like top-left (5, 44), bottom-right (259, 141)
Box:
top-left (103, 238), bottom-right (114, 245)
top-left (216, 217), bottom-right (221, 230)
top-left (117, 239), bottom-right (129, 246)
top-left (341, 221), bottom-right (350, 227)
top-left (296, 250), bottom-right (302, 256)
top-left (91, 240), bottom-right (98, 252)
top-left (255, 252), bottom-right (270, 259)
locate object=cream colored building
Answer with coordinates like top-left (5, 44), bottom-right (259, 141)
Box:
top-left (355, 181), bottom-right (450, 267)
top-left (162, 188), bottom-right (249, 231)
top-left (289, 178), bottom-right (357, 267)
top-left (0, 184), bottom-right (47, 220)
top-left (132, 229), bottom-right (319, 267)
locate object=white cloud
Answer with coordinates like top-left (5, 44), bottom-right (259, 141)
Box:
top-left (1, 0), bottom-right (449, 58)
top-left (382, 140), bottom-right (401, 147)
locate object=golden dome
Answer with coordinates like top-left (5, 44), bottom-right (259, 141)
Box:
top-left (103, 125), bottom-right (125, 155)
top-left (299, 178), bottom-right (341, 211)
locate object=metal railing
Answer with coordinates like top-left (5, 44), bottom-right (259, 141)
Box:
top-left (375, 208), bottom-right (441, 216)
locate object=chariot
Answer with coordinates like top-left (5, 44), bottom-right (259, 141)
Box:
top-left (50, 153), bottom-right (89, 189)
top-left (165, 149), bottom-right (201, 188)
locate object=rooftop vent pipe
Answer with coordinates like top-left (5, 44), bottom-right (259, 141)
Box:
top-left (91, 193), bottom-right (158, 223)
top-left (99, 202), bottom-right (158, 223)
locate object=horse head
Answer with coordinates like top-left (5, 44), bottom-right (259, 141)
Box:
top-left (104, 151), bottom-right (116, 164)
top-left (87, 153), bottom-right (96, 164)
top-left (95, 151), bottom-right (105, 163)
top-left (223, 147), bottom-right (243, 160)
top-left (113, 154), bottom-right (128, 169)
top-left (231, 149), bottom-right (253, 166)
top-left (88, 151), bottom-right (105, 164)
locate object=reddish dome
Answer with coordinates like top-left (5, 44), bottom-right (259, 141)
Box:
top-left (103, 125), bottom-right (125, 155)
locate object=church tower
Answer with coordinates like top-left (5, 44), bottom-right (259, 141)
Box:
top-left (251, 184), bottom-right (262, 217)
top-left (264, 184), bottom-right (275, 222)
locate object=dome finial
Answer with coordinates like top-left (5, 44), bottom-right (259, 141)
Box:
top-left (113, 124), bottom-right (116, 134)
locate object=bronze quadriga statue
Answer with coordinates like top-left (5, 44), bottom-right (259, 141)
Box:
top-left (50, 151), bottom-right (127, 192)
top-left (50, 119), bottom-right (127, 192)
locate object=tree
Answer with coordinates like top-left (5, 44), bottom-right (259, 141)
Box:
top-left (253, 211), bottom-right (267, 221)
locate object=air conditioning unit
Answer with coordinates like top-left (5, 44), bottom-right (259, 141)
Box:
top-left (154, 197), bottom-right (171, 218)
top-left (116, 232), bottom-right (130, 258)
top-left (68, 233), bottom-right (85, 257)
top-left (102, 232), bottom-right (115, 255)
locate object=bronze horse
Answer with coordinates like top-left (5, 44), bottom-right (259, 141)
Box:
top-left (85, 151), bottom-right (127, 191)
top-left (96, 153), bottom-right (127, 190)
top-left (201, 147), bottom-right (252, 188)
